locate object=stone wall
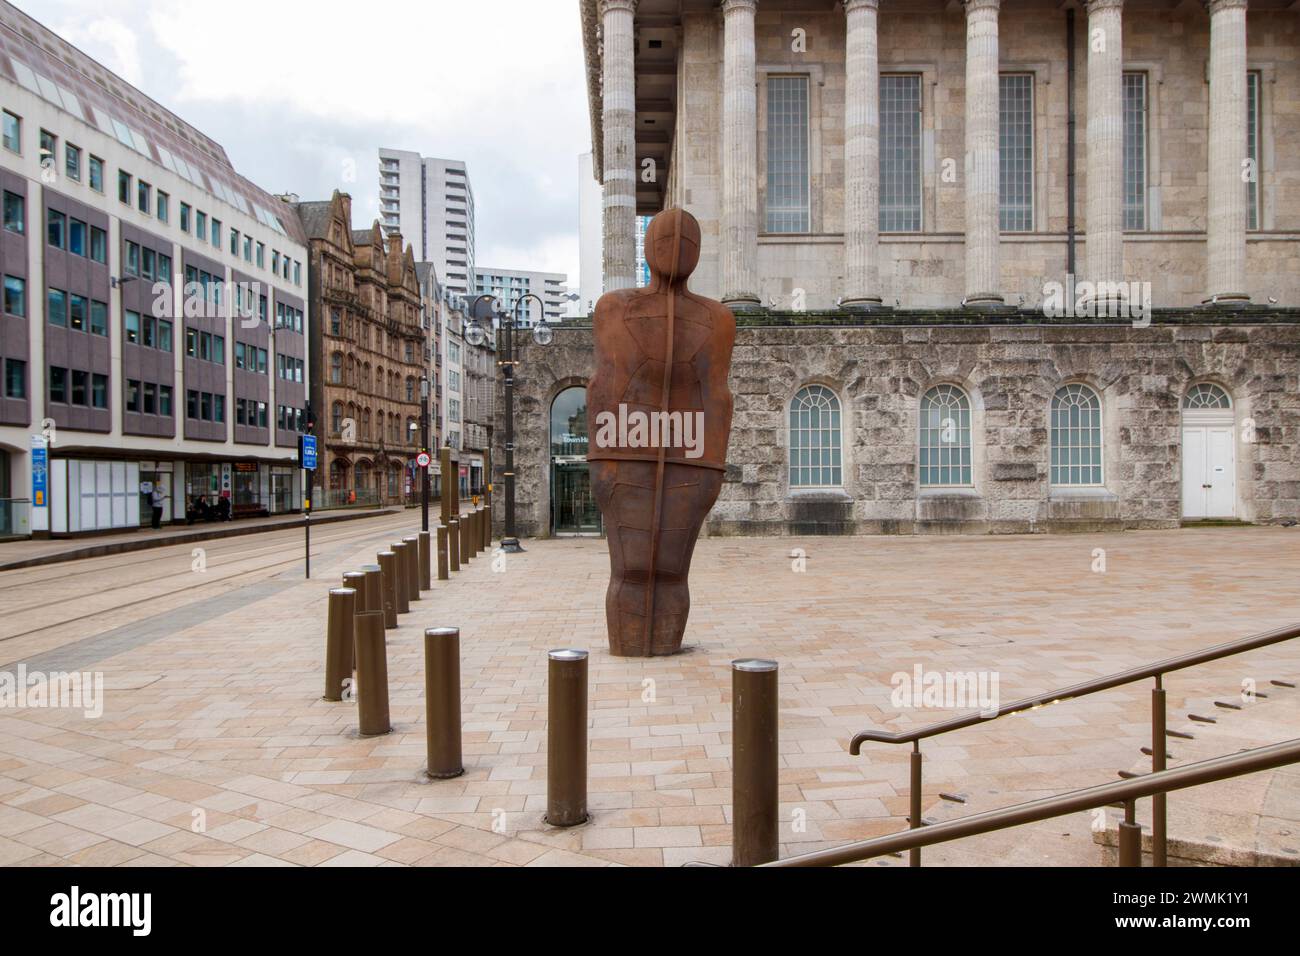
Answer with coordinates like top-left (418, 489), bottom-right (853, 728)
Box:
top-left (664, 0), bottom-right (1300, 310)
top-left (496, 311), bottom-right (1300, 539)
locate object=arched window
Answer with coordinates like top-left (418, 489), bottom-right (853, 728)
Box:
top-left (331, 401), bottom-right (343, 435)
top-left (919, 384), bottom-right (972, 486)
top-left (406, 377), bottom-right (415, 402)
top-left (1051, 384), bottom-right (1104, 486)
top-left (788, 385), bottom-right (842, 488)
top-left (1184, 383), bottom-right (1232, 409)
top-left (362, 408), bottom-right (371, 440)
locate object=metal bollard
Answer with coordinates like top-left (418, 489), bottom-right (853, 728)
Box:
top-left (546, 649), bottom-right (589, 827)
top-left (482, 502), bottom-right (491, 550)
top-left (376, 551), bottom-right (399, 629)
top-left (448, 518), bottom-right (460, 573)
top-left (390, 542), bottom-right (411, 614)
top-left (424, 627), bottom-right (464, 779)
top-left (323, 587), bottom-right (356, 702)
top-left (354, 610), bottom-right (391, 736)
top-left (474, 508), bottom-right (485, 556)
top-left (359, 564), bottom-right (383, 627)
top-left (417, 530), bottom-right (432, 591)
top-left (732, 658), bottom-right (779, 867)
top-left (343, 572), bottom-right (367, 614)
top-left (460, 512), bottom-right (472, 565)
top-left (436, 525), bottom-right (449, 581)
top-left (403, 535), bottom-right (421, 599)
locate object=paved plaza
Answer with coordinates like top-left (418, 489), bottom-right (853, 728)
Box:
top-left (0, 519), bottom-right (1297, 867)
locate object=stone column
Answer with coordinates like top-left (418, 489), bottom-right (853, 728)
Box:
top-left (842, 0), bottom-right (884, 309)
top-left (1204, 0), bottom-right (1250, 306)
top-left (601, 0), bottom-right (638, 293)
top-left (721, 0), bottom-right (761, 309)
top-left (1086, 0), bottom-right (1124, 300)
top-left (963, 0), bottom-right (1003, 307)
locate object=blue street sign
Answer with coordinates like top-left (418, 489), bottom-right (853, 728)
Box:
top-left (300, 434), bottom-right (318, 471)
top-left (31, 443), bottom-right (48, 508)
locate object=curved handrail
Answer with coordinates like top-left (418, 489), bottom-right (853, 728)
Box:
top-left (759, 737), bottom-right (1300, 867)
top-left (850, 621), bottom-right (1300, 754)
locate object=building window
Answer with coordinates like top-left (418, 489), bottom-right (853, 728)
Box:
top-left (46, 208), bottom-right (65, 249)
top-left (180, 202), bottom-right (191, 232)
top-left (211, 218), bottom-right (221, 248)
top-left (4, 358), bottom-right (25, 398)
top-left (1050, 384), bottom-right (1103, 486)
top-left (88, 155), bottom-right (104, 192)
top-left (138, 180), bottom-right (151, 214)
top-left (2, 111), bottom-right (19, 153)
top-left (919, 385), bottom-right (973, 487)
top-left (256, 242), bottom-right (265, 268)
top-left (999, 73), bottom-right (1034, 232)
top-left (157, 190), bottom-right (169, 223)
top-left (47, 289), bottom-right (67, 326)
top-left (48, 366), bottom-right (66, 403)
top-left (788, 384), bottom-right (842, 488)
top-left (1183, 383), bottom-right (1232, 410)
top-left (1247, 71), bottom-right (1260, 231)
top-left (765, 75), bottom-right (811, 233)
top-left (880, 74), bottom-right (922, 232)
top-left (3, 275), bottom-right (25, 316)
top-left (118, 170), bottom-right (132, 204)
top-left (330, 352), bottom-right (343, 384)
top-left (196, 210), bottom-right (207, 238)
top-left (3, 191), bottom-right (23, 233)
top-left (65, 143), bottom-right (81, 182)
top-left (39, 129), bottom-right (55, 169)
top-left (1122, 72), bottom-right (1147, 230)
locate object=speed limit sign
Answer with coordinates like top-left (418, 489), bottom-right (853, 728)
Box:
top-left (416, 451), bottom-right (431, 468)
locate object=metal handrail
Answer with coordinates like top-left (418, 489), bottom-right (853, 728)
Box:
top-left (848, 620), bottom-right (1300, 867)
top-left (759, 737), bottom-right (1300, 867)
top-left (851, 621), bottom-right (1300, 751)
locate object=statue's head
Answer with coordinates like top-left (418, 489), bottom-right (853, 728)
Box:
top-left (644, 207), bottom-right (700, 284)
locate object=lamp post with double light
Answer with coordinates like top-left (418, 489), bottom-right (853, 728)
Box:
top-left (464, 292), bottom-right (553, 553)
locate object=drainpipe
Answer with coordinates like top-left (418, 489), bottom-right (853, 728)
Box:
top-left (1066, 7), bottom-right (1077, 278)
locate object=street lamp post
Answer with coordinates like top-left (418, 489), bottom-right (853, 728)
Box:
top-left (465, 292), bottom-right (552, 554)
top-left (420, 376), bottom-right (430, 532)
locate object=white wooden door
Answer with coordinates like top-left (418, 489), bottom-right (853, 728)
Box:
top-left (1182, 424), bottom-right (1235, 518)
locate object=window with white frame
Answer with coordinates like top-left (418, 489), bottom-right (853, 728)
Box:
top-left (1050, 384), bottom-right (1103, 486)
top-left (880, 74), bottom-right (922, 232)
top-left (1123, 72), bottom-right (1148, 230)
top-left (1183, 383), bottom-right (1231, 410)
top-left (765, 75), bottom-right (810, 233)
top-left (919, 385), bottom-right (972, 486)
top-left (788, 385), bottom-right (842, 488)
top-left (999, 73), bottom-right (1034, 231)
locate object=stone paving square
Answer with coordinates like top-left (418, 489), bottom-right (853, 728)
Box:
top-left (0, 522), bottom-right (1298, 867)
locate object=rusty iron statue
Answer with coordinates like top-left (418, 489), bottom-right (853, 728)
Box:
top-left (587, 208), bottom-right (735, 656)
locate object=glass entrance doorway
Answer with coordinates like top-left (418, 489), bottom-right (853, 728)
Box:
top-left (550, 386), bottom-right (601, 535)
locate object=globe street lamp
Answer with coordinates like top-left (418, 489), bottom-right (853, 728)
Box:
top-left (464, 292), bottom-right (553, 553)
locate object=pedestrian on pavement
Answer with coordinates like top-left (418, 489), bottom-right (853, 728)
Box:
top-left (150, 485), bottom-right (166, 530)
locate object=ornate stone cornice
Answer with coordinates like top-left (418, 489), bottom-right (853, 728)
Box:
top-left (843, 0), bottom-right (881, 13)
top-left (1085, 0), bottom-right (1124, 13)
top-left (721, 0), bottom-right (758, 13)
top-left (964, 0), bottom-right (1000, 12)
top-left (600, 0), bottom-right (637, 14)
top-left (1205, 0), bottom-right (1248, 12)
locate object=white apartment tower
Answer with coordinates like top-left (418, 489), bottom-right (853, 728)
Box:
top-left (378, 149), bottom-right (475, 300)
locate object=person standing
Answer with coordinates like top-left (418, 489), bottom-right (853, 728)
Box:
top-left (150, 484), bottom-right (166, 530)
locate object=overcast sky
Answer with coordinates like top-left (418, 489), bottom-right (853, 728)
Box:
top-left (19, 0), bottom-right (592, 284)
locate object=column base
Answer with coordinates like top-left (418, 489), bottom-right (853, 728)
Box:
top-left (840, 296), bottom-right (890, 312)
top-left (962, 293), bottom-right (1010, 311)
top-left (1201, 293), bottom-right (1252, 310)
top-left (723, 294), bottom-right (765, 315)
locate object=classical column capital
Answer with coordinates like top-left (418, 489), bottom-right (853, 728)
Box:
top-left (1085, 0), bottom-right (1124, 14)
top-left (843, 0), bottom-right (881, 13)
top-left (1205, 0), bottom-right (1248, 13)
top-left (600, 0), bottom-right (638, 16)
top-left (963, 0), bottom-right (1000, 15)
top-left (721, 0), bottom-right (758, 14)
